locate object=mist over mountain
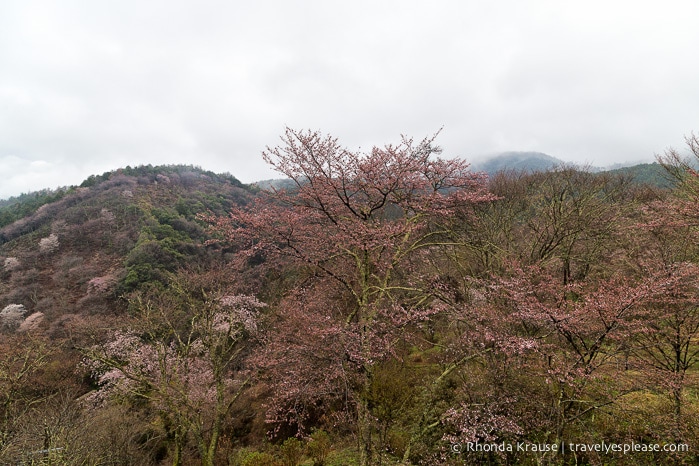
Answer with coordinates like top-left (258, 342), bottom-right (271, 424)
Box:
top-left (470, 152), bottom-right (671, 187)
top-left (472, 151), bottom-right (567, 175)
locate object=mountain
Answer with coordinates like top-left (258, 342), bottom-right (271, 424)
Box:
top-left (472, 153), bottom-right (675, 189)
top-left (603, 162), bottom-right (676, 189)
top-left (473, 151), bottom-right (566, 175)
top-left (0, 164), bottom-right (252, 326)
top-left (252, 178), bottom-right (298, 191)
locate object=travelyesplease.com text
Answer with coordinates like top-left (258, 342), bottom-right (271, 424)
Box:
top-left (452, 441), bottom-right (690, 455)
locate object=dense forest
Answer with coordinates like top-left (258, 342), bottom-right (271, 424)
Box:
top-left (0, 131), bottom-right (698, 465)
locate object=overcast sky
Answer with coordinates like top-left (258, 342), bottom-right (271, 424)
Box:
top-left (1, 0), bottom-right (698, 199)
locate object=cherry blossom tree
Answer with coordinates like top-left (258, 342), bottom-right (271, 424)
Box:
top-left (84, 288), bottom-right (264, 466)
top-left (207, 128), bottom-right (494, 465)
top-left (0, 304), bottom-right (27, 331)
top-left (632, 169), bottom-right (699, 442)
top-left (3, 257), bottom-right (20, 272)
top-left (38, 233), bottom-right (59, 254)
top-left (495, 263), bottom-right (687, 454)
top-left (632, 263), bottom-right (699, 443)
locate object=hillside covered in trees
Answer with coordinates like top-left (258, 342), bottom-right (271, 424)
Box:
top-left (0, 133), bottom-right (698, 466)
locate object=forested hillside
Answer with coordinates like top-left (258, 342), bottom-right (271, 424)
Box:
top-left (0, 134), bottom-right (698, 466)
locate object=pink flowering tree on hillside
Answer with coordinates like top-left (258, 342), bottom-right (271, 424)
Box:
top-left (631, 263), bottom-right (699, 444)
top-left (638, 134), bottom-right (699, 442)
top-left (84, 288), bottom-right (264, 466)
top-left (633, 179), bottom-right (699, 442)
top-left (495, 262), bottom-right (689, 455)
top-left (207, 128), bottom-right (495, 465)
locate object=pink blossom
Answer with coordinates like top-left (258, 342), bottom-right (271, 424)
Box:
top-left (39, 233), bottom-right (59, 253)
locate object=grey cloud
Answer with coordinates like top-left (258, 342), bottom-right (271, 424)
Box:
top-left (1, 0), bottom-right (698, 198)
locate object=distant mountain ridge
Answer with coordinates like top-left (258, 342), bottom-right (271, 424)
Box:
top-left (255, 152), bottom-right (569, 191)
top-left (472, 151), bottom-right (566, 175)
top-left (604, 162), bottom-right (675, 189)
top-left (252, 178), bottom-right (298, 191)
top-left (469, 152), bottom-right (674, 189)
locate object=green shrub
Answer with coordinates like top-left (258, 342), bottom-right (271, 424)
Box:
top-left (235, 449), bottom-right (283, 466)
top-left (306, 430), bottom-right (332, 466)
top-left (280, 437), bottom-right (304, 466)
top-left (325, 448), bottom-right (360, 466)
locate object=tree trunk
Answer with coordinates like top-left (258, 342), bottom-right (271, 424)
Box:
top-left (357, 394), bottom-right (374, 466)
top-left (172, 441), bottom-right (182, 466)
top-left (673, 385), bottom-right (683, 442)
top-left (168, 422), bottom-right (187, 466)
top-left (201, 422), bottom-right (220, 466)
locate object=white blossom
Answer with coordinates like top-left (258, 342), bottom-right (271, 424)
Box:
top-left (3, 257), bottom-right (20, 271)
top-left (1, 304), bottom-right (27, 330)
top-left (39, 233), bottom-right (60, 253)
